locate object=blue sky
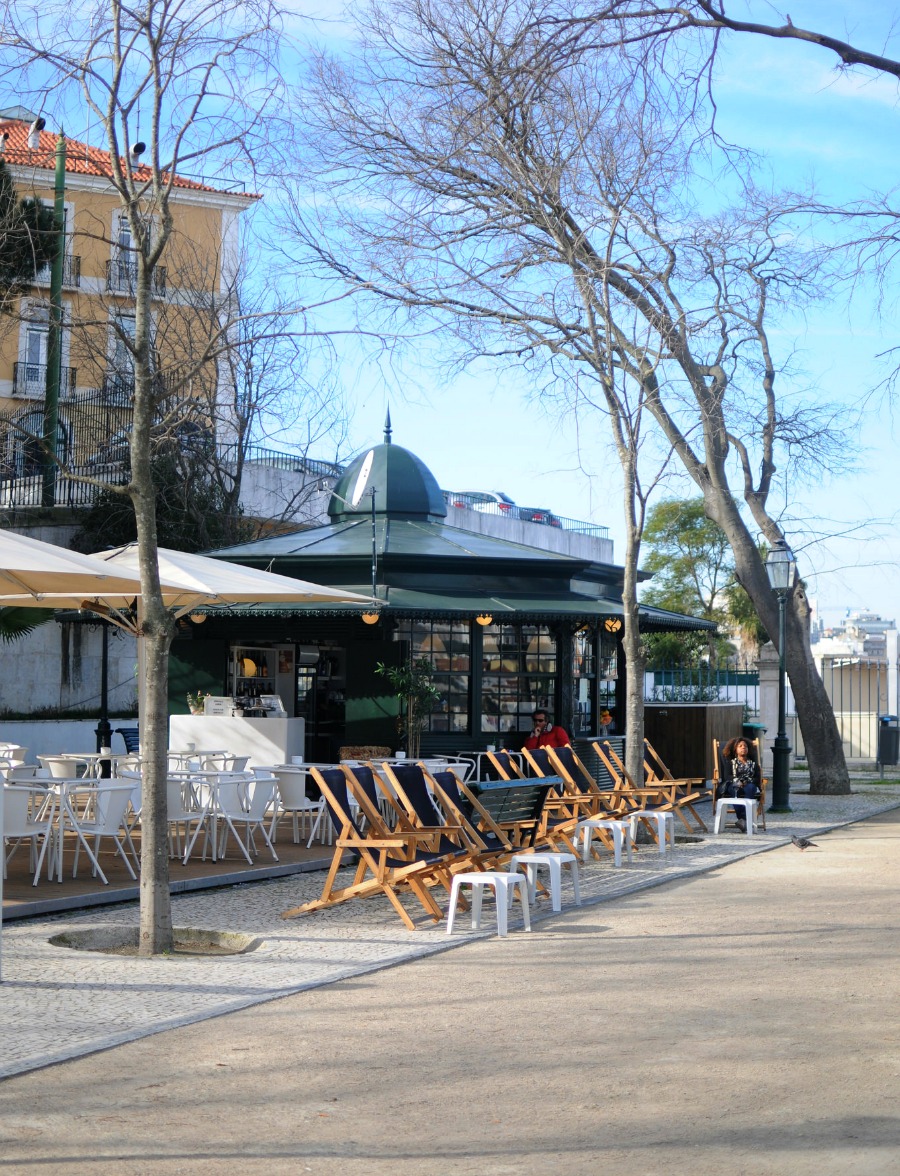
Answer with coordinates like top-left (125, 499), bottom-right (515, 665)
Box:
top-left (12, 0), bottom-right (896, 629)
top-left (287, 1), bottom-right (900, 631)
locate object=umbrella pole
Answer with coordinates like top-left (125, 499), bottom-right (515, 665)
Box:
top-left (96, 622), bottom-right (112, 773)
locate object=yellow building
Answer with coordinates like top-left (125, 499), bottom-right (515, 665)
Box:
top-left (0, 109), bottom-right (256, 504)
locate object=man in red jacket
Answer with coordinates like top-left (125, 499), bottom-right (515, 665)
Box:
top-left (523, 710), bottom-right (570, 750)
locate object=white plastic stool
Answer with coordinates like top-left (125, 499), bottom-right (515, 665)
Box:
top-left (714, 797), bottom-right (758, 835)
top-left (446, 870), bottom-right (531, 937)
top-left (576, 817), bottom-right (633, 866)
top-left (509, 851), bottom-right (582, 912)
top-left (628, 809), bottom-right (675, 854)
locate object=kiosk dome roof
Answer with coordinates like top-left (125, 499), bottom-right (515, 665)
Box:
top-left (328, 413), bottom-right (446, 522)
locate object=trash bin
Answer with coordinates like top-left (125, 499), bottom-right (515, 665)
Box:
top-left (742, 720), bottom-right (767, 743)
top-left (878, 716), bottom-right (899, 767)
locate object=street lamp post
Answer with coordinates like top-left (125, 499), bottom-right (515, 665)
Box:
top-left (42, 131), bottom-right (67, 508)
top-left (765, 538), bottom-right (796, 812)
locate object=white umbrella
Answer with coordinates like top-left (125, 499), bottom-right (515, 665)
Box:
top-left (0, 539), bottom-right (372, 980)
top-left (0, 543), bottom-right (372, 619)
top-left (0, 531), bottom-right (147, 982)
top-left (93, 544), bottom-right (373, 615)
top-left (0, 530), bottom-right (148, 600)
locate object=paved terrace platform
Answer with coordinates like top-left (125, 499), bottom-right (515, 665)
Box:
top-left (1, 777), bottom-right (899, 1089)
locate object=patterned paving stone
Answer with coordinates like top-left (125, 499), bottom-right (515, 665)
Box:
top-left (1, 782), bottom-right (898, 1079)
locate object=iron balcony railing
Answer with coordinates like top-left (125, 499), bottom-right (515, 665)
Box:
top-left (218, 443), bottom-right (344, 480)
top-left (105, 259), bottom-right (167, 297)
top-left (33, 255), bottom-right (82, 289)
top-left (12, 362), bottom-right (78, 397)
top-left (442, 492), bottom-right (610, 540)
top-left (100, 369), bottom-right (184, 401)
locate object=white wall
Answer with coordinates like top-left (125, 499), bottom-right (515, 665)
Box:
top-left (443, 504), bottom-right (614, 562)
top-left (0, 620), bottom-right (137, 715)
top-left (233, 461), bottom-right (328, 528)
top-left (0, 718), bottom-right (136, 762)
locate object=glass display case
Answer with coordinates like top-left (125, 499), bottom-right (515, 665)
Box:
top-left (229, 646), bottom-right (275, 698)
top-left (227, 644), bottom-right (296, 717)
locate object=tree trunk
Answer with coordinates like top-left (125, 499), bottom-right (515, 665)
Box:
top-left (784, 581), bottom-right (850, 794)
top-left (132, 255), bottom-right (176, 955)
top-left (621, 502), bottom-right (647, 787)
top-left (138, 626), bottom-right (173, 954)
top-left (700, 488), bottom-right (851, 795)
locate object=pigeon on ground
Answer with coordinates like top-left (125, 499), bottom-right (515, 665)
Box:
top-left (791, 834), bottom-right (818, 850)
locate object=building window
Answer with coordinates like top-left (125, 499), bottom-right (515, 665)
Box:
top-left (481, 624), bottom-right (556, 734)
top-left (106, 311), bottom-right (136, 399)
top-left (573, 626), bottom-right (596, 736)
top-left (15, 301), bottom-right (74, 397)
top-left (598, 629), bottom-right (619, 730)
top-left (393, 619), bottom-right (471, 733)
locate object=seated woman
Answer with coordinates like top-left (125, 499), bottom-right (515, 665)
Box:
top-left (717, 737), bottom-right (762, 832)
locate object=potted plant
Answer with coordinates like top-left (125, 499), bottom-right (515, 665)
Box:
top-left (374, 656), bottom-right (441, 759)
top-left (186, 690), bottom-right (210, 715)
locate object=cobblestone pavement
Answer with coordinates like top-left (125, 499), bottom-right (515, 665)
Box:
top-left (2, 781), bottom-right (898, 1080)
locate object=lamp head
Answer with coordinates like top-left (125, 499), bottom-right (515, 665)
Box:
top-left (765, 537), bottom-right (796, 595)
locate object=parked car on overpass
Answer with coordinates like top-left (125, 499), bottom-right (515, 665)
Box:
top-left (444, 490), bottom-right (518, 513)
top-left (444, 491), bottom-right (562, 527)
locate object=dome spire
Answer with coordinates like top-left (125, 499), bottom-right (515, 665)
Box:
top-left (384, 406), bottom-right (392, 444)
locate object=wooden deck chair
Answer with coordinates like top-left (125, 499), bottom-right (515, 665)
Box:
top-left (281, 766), bottom-right (455, 930)
top-left (545, 745), bottom-right (639, 861)
top-left (515, 747), bottom-right (586, 855)
top-left (422, 767), bottom-right (518, 870)
top-left (459, 779), bottom-right (554, 851)
top-left (378, 761), bottom-right (481, 860)
top-left (642, 739), bottom-right (710, 833)
top-left (351, 762), bottom-right (411, 830)
top-left (712, 739), bottom-right (768, 832)
top-left (486, 750), bottom-right (526, 780)
top-left (546, 745), bottom-right (626, 814)
top-left (592, 741), bottom-right (679, 845)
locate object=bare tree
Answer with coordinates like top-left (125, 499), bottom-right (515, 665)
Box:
top-left (1, 0), bottom-right (288, 952)
top-left (286, 0), bottom-right (853, 791)
top-left (533, 3), bottom-right (900, 82)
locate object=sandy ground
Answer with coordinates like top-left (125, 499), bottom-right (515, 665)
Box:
top-left (1, 810), bottom-right (898, 1176)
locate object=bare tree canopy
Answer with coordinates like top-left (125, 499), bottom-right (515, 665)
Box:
top-left (533, 2), bottom-right (900, 81)
top-left (0, 0), bottom-right (295, 952)
top-left (286, 0), bottom-right (851, 791)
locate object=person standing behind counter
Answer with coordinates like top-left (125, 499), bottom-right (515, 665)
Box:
top-left (523, 711), bottom-right (571, 750)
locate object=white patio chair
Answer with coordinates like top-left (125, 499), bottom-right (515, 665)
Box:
top-left (112, 754), bottom-right (142, 777)
top-left (116, 769), bottom-right (143, 869)
top-left (165, 775), bottom-right (209, 863)
top-left (199, 754), bottom-right (250, 773)
top-left (5, 764), bottom-right (50, 783)
top-left (3, 783), bottom-right (56, 885)
top-left (63, 783), bottom-right (137, 884)
top-left (269, 767), bottom-right (324, 845)
top-left (181, 772), bottom-right (252, 863)
top-left (39, 755), bottom-right (90, 780)
top-left (212, 775), bottom-right (279, 865)
top-left (0, 743), bottom-right (28, 767)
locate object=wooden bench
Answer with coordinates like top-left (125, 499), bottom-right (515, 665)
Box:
top-left (464, 780), bottom-right (554, 847)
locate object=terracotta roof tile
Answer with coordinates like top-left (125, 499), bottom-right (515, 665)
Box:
top-left (0, 119), bottom-right (241, 196)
